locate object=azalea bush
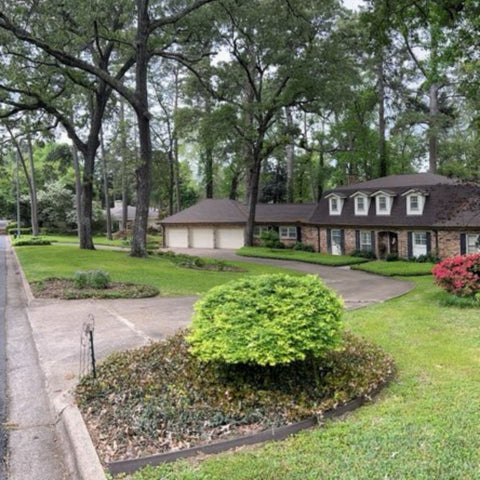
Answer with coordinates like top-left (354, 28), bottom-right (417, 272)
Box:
top-left (188, 274), bottom-right (344, 366)
top-left (432, 253), bottom-right (480, 297)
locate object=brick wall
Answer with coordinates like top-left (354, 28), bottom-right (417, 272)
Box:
top-left (301, 226), bottom-right (320, 251)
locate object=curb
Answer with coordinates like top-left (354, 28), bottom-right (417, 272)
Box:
top-left (9, 241), bottom-right (106, 480)
top-left (54, 395), bottom-right (106, 480)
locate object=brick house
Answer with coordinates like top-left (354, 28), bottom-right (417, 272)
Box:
top-left (161, 173), bottom-right (480, 259)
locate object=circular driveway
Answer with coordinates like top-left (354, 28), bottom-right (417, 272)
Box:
top-left (163, 248), bottom-right (414, 310)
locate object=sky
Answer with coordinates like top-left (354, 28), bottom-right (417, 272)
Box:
top-left (342, 0), bottom-right (362, 11)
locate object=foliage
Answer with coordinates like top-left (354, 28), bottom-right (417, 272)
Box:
top-left (188, 275), bottom-right (343, 366)
top-left (74, 270), bottom-right (110, 290)
top-left (432, 253), bottom-right (480, 297)
top-left (351, 249), bottom-right (377, 260)
top-left (259, 230), bottom-right (283, 249)
top-left (411, 252), bottom-right (440, 263)
top-left (76, 329), bottom-right (395, 463)
top-left (237, 246), bottom-right (369, 266)
top-left (437, 290), bottom-right (480, 309)
top-left (292, 242), bottom-right (315, 252)
top-left (352, 260), bottom-right (435, 277)
top-left (156, 250), bottom-right (244, 272)
top-left (12, 237), bottom-right (51, 246)
top-left (14, 245), bottom-right (303, 297)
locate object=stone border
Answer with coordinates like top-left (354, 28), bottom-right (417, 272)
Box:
top-left (108, 380), bottom-right (391, 476)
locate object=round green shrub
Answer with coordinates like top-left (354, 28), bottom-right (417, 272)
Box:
top-left (188, 274), bottom-right (344, 366)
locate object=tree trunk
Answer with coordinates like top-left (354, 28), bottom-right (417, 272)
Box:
top-left (244, 153), bottom-right (262, 247)
top-left (378, 51), bottom-right (388, 178)
top-left (285, 106), bottom-right (295, 202)
top-left (204, 96), bottom-right (214, 199)
top-left (173, 68), bottom-right (181, 212)
top-left (100, 128), bottom-right (113, 240)
top-left (428, 82), bottom-right (439, 173)
top-left (120, 100), bottom-right (129, 232)
top-left (130, 0), bottom-right (152, 257)
top-left (71, 144), bottom-right (83, 242)
top-left (79, 148), bottom-right (95, 250)
top-left (25, 133), bottom-right (39, 236)
top-left (229, 169), bottom-right (240, 200)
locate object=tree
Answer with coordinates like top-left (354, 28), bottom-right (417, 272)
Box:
top-left (0, 0), bottom-right (216, 256)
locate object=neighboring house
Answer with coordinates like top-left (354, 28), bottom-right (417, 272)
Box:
top-left (160, 173), bottom-right (480, 259)
top-left (110, 200), bottom-right (159, 231)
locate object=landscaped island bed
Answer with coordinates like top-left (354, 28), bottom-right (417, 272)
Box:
top-left (76, 330), bottom-right (395, 465)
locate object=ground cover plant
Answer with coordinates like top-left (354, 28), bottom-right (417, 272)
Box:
top-left (121, 276), bottom-right (480, 479)
top-left (351, 259), bottom-right (436, 276)
top-left (14, 245), bottom-right (302, 296)
top-left (76, 329), bottom-right (395, 464)
top-left (157, 251), bottom-right (245, 272)
top-left (236, 247), bottom-right (369, 266)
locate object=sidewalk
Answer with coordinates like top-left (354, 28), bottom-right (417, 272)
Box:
top-left (6, 244), bottom-right (413, 479)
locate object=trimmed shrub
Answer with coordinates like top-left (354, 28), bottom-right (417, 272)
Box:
top-left (432, 253), bottom-right (480, 297)
top-left (74, 270), bottom-right (111, 290)
top-left (351, 249), bottom-right (377, 260)
top-left (188, 274), bottom-right (344, 366)
top-left (13, 237), bottom-right (52, 246)
top-left (292, 242), bottom-right (315, 252)
top-left (259, 230), bottom-right (284, 249)
top-left (385, 253), bottom-right (399, 262)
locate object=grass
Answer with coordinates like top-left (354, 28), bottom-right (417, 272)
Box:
top-left (236, 247), bottom-right (369, 266)
top-left (351, 260), bottom-right (436, 276)
top-left (14, 245), bottom-right (302, 296)
top-left (125, 276), bottom-right (480, 479)
top-left (12, 233), bottom-right (161, 249)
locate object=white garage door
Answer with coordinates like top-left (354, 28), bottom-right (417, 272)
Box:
top-left (216, 228), bottom-right (245, 249)
top-left (191, 227), bottom-right (215, 248)
top-left (165, 227), bottom-right (189, 248)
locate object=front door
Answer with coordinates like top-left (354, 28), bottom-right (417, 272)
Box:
top-left (378, 231), bottom-right (398, 259)
top-left (331, 229), bottom-right (342, 255)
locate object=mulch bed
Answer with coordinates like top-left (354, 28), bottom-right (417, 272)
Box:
top-left (30, 278), bottom-right (159, 299)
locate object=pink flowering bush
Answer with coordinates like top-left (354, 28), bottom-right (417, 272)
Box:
top-left (432, 253), bottom-right (480, 297)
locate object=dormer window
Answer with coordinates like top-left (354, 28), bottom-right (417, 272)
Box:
top-left (378, 196), bottom-right (388, 212)
top-left (410, 195), bottom-right (419, 212)
top-left (325, 193), bottom-right (346, 215)
top-left (403, 189), bottom-right (427, 215)
top-left (372, 190), bottom-right (395, 216)
top-left (350, 192), bottom-right (371, 216)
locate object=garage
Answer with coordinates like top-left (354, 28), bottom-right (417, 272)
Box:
top-left (216, 227), bottom-right (245, 249)
top-left (165, 227), bottom-right (189, 248)
top-left (190, 227), bottom-right (215, 248)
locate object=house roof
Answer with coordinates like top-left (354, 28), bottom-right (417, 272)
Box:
top-left (161, 199), bottom-right (247, 224)
top-left (160, 175), bottom-right (480, 230)
top-left (332, 173), bottom-right (457, 191)
top-left (310, 177), bottom-right (480, 228)
top-left (110, 202), bottom-right (158, 221)
top-left (160, 199), bottom-right (317, 225)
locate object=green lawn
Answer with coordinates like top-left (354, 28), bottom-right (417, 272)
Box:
top-left (351, 259), bottom-right (436, 276)
top-left (14, 245), bottom-right (301, 296)
top-left (236, 246), bottom-right (369, 266)
top-left (128, 276), bottom-right (480, 479)
top-left (13, 233), bottom-right (160, 249)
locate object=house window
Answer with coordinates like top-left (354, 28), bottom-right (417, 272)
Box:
top-left (360, 231), bottom-right (372, 252)
top-left (410, 195), bottom-right (419, 212)
top-left (378, 196), bottom-right (387, 213)
top-left (466, 234), bottom-right (480, 254)
top-left (413, 231), bottom-right (427, 257)
top-left (405, 192), bottom-right (426, 215)
top-left (330, 198), bottom-right (338, 213)
top-left (354, 196), bottom-right (369, 215)
top-left (254, 226), bottom-right (270, 238)
top-left (279, 226), bottom-right (297, 240)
